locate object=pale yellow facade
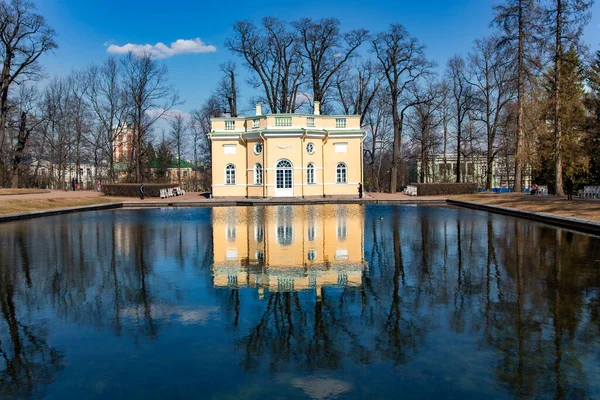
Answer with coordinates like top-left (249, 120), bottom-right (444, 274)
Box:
top-left (211, 204), bottom-right (366, 295)
top-left (209, 103), bottom-right (365, 197)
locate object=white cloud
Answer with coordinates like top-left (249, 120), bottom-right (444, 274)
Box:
top-left (289, 376), bottom-right (353, 399)
top-left (106, 38), bottom-right (216, 59)
top-left (120, 304), bottom-right (220, 325)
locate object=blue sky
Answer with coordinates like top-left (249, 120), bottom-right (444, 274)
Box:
top-left (37, 0), bottom-right (600, 116)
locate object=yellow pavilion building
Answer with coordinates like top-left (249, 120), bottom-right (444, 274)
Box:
top-left (208, 102), bottom-right (365, 198)
top-left (211, 204), bottom-right (366, 296)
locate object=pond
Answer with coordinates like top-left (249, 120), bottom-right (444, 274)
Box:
top-left (0, 204), bottom-right (599, 399)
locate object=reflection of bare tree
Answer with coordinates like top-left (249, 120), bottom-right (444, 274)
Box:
top-left (132, 224), bottom-right (158, 339)
top-left (239, 292), bottom-right (308, 372)
top-left (232, 207), bottom-right (600, 396)
top-left (375, 209), bottom-right (426, 364)
top-left (483, 219), bottom-right (595, 399)
top-left (0, 263), bottom-right (64, 399)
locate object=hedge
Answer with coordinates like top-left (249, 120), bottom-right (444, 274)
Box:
top-left (413, 183), bottom-right (478, 196)
top-left (101, 183), bottom-right (179, 197)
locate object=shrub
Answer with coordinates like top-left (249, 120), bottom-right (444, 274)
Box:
top-left (101, 183), bottom-right (179, 197)
top-left (413, 183), bottom-right (478, 196)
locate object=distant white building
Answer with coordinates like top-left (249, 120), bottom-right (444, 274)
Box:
top-left (415, 154), bottom-right (532, 190)
top-left (28, 159), bottom-right (105, 190)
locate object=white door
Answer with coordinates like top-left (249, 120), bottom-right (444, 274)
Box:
top-left (275, 159), bottom-right (294, 197)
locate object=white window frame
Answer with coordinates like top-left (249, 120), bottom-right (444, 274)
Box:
top-left (252, 119), bottom-right (260, 129)
top-left (225, 164), bottom-right (236, 185)
top-left (336, 162), bottom-right (347, 184)
top-left (306, 142), bottom-right (315, 155)
top-left (254, 143), bottom-right (262, 155)
top-left (335, 118), bottom-right (346, 128)
top-left (254, 163), bottom-right (263, 185)
top-left (224, 120), bottom-right (235, 130)
top-left (307, 117), bottom-right (315, 127)
top-left (307, 162), bottom-right (315, 184)
top-left (275, 116), bottom-right (292, 127)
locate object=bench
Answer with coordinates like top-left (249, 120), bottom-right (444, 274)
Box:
top-left (579, 186), bottom-right (600, 199)
top-left (405, 185), bottom-right (418, 197)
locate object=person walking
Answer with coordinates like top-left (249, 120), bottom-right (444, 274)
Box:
top-left (139, 183), bottom-right (146, 200)
top-left (358, 182), bottom-right (363, 199)
top-left (71, 178), bottom-right (76, 191)
top-left (565, 176), bottom-right (574, 201)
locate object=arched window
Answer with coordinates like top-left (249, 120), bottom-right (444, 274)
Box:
top-left (254, 163), bottom-right (263, 185)
top-left (275, 159), bottom-right (293, 192)
top-left (307, 162), bottom-right (315, 184)
top-left (336, 162), bottom-right (347, 183)
top-left (225, 164), bottom-right (236, 185)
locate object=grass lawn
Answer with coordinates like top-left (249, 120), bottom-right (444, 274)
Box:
top-left (0, 197), bottom-right (116, 215)
top-left (0, 188), bottom-right (50, 196)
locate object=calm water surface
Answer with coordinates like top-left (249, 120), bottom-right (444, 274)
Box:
top-left (0, 205), bottom-right (599, 399)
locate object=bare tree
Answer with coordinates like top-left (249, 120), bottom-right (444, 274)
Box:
top-left (66, 70), bottom-right (92, 188)
top-left (0, 0), bottom-right (57, 185)
top-left (373, 24), bottom-right (433, 192)
top-left (226, 17), bottom-right (303, 114)
top-left (169, 112), bottom-right (187, 186)
top-left (438, 80), bottom-right (453, 181)
top-left (494, 0), bottom-right (542, 192)
top-left (335, 60), bottom-right (384, 125)
top-left (467, 37), bottom-right (515, 190)
top-left (41, 76), bottom-right (76, 188)
top-left (544, 0), bottom-right (592, 195)
top-left (293, 18), bottom-right (368, 112)
top-left (10, 84), bottom-right (43, 187)
top-left (447, 55), bottom-right (473, 183)
top-left (189, 95), bottom-right (222, 167)
top-left (406, 82), bottom-right (442, 183)
top-left (216, 61), bottom-right (239, 117)
top-left (121, 51), bottom-right (181, 183)
top-left (86, 57), bottom-right (128, 182)
top-left (362, 89), bottom-right (393, 191)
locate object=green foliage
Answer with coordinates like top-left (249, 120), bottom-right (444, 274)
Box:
top-left (536, 47), bottom-right (587, 192)
top-left (585, 50), bottom-right (600, 184)
top-left (154, 140), bottom-right (173, 181)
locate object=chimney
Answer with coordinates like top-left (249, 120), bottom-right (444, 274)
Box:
top-left (255, 104), bottom-right (262, 116)
top-left (313, 101), bottom-right (320, 115)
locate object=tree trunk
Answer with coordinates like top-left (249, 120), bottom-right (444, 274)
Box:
top-left (389, 101), bottom-right (401, 193)
top-left (135, 120), bottom-right (142, 183)
top-left (230, 71), bottom-right (237, 117)
top-left (513, 0), bottom-right (525, 193)
top-left (554, 0), bottom-right (564, 196)
top-left (456, 123), bottom-right (462, 183)
top-left (11, 112), bottom-right (28, 188)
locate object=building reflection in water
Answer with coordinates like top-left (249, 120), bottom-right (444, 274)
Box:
top-left (211, 205), bottom-right (366, 298)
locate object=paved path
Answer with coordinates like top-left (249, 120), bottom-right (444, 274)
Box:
top-left (0, 190), bottom-right (448, 203)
